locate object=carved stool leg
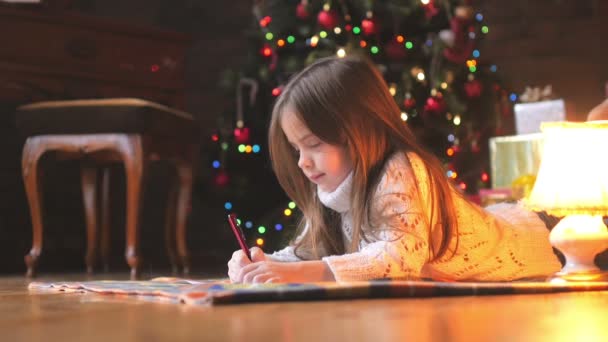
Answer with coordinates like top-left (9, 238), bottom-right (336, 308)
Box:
top-left (81, 166), bottom-right (98, 274)
top-left (117, 135), bottom-right (145, 279)
top-left (21, 137), bottom-right (47, 278)
top-left (175, 162), bottom-right (193, 275)
top-left (165, 176), bottom-right (179, 274)
top-left (99, 167), bottom-right (111, 272)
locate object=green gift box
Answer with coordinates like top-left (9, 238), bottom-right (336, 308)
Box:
top-left (489, 133), bottom-right (545, 189)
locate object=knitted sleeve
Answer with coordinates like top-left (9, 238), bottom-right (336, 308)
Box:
top-left (322, 153), bottom-right (432, 282)
top-left (265, 245), bottom-right (304, 262)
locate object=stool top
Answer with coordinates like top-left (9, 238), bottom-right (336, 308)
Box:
top-left (16, 98), bottom-right (199, 141)
top-left (18, 98), bottom-right (193, 121)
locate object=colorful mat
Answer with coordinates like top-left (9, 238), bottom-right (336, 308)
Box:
top-left (28, 277), bottom-right (608, 306)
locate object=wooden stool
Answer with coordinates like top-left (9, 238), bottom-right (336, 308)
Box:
top-left (17, 98), bottom-right (199, 278)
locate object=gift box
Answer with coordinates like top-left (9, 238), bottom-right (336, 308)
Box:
top-left (514, 99), bottom-right (566, 135)
top-left (488, 133), bottom-right (544, 189)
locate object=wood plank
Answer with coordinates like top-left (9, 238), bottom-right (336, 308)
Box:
top-left (2, 274), bottom-right (608, 341)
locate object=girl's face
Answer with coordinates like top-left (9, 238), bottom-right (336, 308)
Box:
top-left (281, 110), bottom-right (352, 192)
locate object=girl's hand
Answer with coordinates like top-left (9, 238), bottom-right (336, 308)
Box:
top-left (227, 247), bottom-right (266, 283)
top-left (234, 259), bottom-right (335, 284)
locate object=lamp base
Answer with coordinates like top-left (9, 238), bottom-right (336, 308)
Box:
top-left (548, 269), bottom-right (608, 283)
top-left (549, 215), bottom-right (608, 282)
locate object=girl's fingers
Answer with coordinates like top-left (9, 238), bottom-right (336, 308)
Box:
top-left (250, 247), bottom-right (266, 262)
top-left (231, 249), bottom-right (251, 267)
top-left (252, 273), bottom-right (274, 284)
top-left (228, 249), bottom-right (255, 283)
top-left (241, 262), bottom-right (271, 284)
top-left (265, 277), bottom-right (280, 284)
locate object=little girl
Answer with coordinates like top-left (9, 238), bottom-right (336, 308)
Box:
top-left (227, 55), bottom-right (561, 284)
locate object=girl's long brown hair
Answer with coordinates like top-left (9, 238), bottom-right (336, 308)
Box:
top-left (268, 55), bottom-right (463, 260)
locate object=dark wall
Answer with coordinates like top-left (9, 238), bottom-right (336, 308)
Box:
top-left (479, 0), bottom-right (607, 119)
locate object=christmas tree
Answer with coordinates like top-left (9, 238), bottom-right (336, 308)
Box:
top-left (207, 0), bottom-right (516, 251)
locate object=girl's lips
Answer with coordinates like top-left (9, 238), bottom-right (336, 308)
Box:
top-left (309, 173), bottom-right (324, 182)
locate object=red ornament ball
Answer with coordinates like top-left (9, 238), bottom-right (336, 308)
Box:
top-left (422, 1), bottom-right (440, 19)
top-left (317, 9), bottom-right (340, 30)
top-left (464, 79), bottom-right (483, 99)
top-left (443, 16), bottom-right (475, 64)
top-left (403, 97), bottom-right (416, 110)
top-left (296, 3), bottom-right (309, 19)
top-left (233, 127), bottom-right (250, 144)
top-left (424, 96), bottom-right (446, 116)
top-left (214, 171), bottom-right (229, 187)
top-left (385, 39), bottom-right (406, 60)
top-left (361, 17), bottom-right (378, 36)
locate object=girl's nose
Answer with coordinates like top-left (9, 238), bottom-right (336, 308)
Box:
top-left (298, 153), bottom-right (312, 169)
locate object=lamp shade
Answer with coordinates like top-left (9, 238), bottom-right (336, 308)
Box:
top-left (525, 121), bottom-right (608, 217)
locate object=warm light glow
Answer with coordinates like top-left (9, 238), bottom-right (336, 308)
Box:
top-left (259, 16), bottom-right (271, 27)
top-left (284, 209), bottom-right (292, 216)
top-left (453, 115), bottom-right (461, 125)
top-left (416, 72), bottom-right (425, 81)
top-left (440, 82), bottom-right (448, 89)
top-left (400, 112), bottom-right (408, 121)
top-left (525, 121), bottom-right (608, 278)
top-left (481, 172), bottom-right (489, 182)
top-left (256, 238), bottom-right (264, 246)
top-left (421, 0), bottom-right (430, 5)
top-left (334, 27), bottom-right (342, 34)
top-left (389, 84), bottom-right (397, 96)
top-left (310, 36), bottom-right (319, 47)
top-left (396, 35), bottom-right (405, 43)
top-left (336, 48), bottom-right (346, 58)
top-left (525, 121), bottom-right (608, 216)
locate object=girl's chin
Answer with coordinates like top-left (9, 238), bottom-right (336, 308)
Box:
top-left (317, 184), bottom-right (337, 193)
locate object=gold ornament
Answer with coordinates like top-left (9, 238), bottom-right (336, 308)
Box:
top-left (455, 6), bottom-right (474, 20)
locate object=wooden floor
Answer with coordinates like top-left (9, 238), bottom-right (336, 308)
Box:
top-left (2, 273), bottom-right (608, 341)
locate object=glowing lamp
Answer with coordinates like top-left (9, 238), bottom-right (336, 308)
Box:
top-left (524, 121), bottom-right (608, 281)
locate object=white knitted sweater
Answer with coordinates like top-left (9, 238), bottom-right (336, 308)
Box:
top-left (268, 152), bottom-right (561, 282)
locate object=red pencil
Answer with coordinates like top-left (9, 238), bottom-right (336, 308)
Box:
top-left (227, 214), bottom-right (252, 261)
